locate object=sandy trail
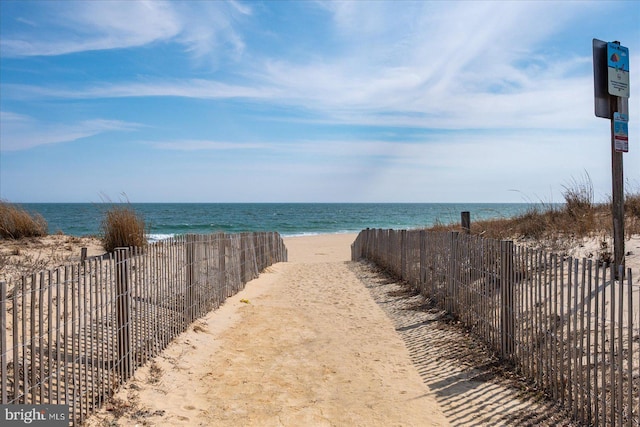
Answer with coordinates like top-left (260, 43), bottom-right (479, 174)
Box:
top-left (85, 234), bottom-right (448, 426)
top-left (4, 233), bottom-right (635, 425)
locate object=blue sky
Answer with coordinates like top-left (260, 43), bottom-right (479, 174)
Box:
top-left (1, 0), bottom-right (638, 203)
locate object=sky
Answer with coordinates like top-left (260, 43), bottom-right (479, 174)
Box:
top-left (1, 0), bottom-right (639, 203)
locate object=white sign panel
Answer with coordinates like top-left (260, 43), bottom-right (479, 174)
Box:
top-left (613, 112), bottom-right (628, 152)
top-left (607, 42), bottom-right (630, 98)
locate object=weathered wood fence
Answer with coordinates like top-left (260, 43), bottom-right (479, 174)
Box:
top-left (1, 232), bottom-right (287, 425)
top-left (352, 228), bottom-right (639, 427)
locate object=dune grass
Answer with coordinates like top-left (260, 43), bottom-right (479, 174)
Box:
top-left (0, 200), bottom-right (48, 239)
top-left (428, 183), bottom-right (640, 247)
top-left (101, 204), bottom-right (147, 253)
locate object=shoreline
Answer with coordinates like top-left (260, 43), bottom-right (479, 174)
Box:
top-left (15, 202), bottom-right (540, 238)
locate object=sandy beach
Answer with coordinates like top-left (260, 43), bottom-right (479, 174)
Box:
top-left (2, 233), bottom-right (638, 426)
top-left (82, 233), bottom-right (449, 426)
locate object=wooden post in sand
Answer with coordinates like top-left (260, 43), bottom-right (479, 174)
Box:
top-left (185, 234), bottom-right (195, 324)
top-left (610, 95), bottom-right (626, 276)
top-left (447, 232), bottom-right (459, 314)
top-left (0, 281), bottom-right (6, 404)
top-left (401, 230), bottom-right (407, 281)
top-left (115, 248), bottom-right (132, 381)
top-left (500, 240), bottom-right (514, 360)
top-left (461, 211), bottom-right (470, 234)
top-left (593, 38), bottom-right (629, 277)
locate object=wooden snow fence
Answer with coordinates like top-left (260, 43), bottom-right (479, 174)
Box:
top-left (1, 232), bottom-right (287, 426)
top-left (352, 229), bottom-right (639, 427)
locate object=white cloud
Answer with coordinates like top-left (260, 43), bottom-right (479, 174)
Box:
top-left (1, 1), bottom-right (180, 56)
top-left (2, 79), bottom-right (277, 101)
top-left (0, 1), bottom-right (249, 61)
top-left (0, 112), bottom-right (141, 151)
top-left (172, 1), bottom-right (250, 63)
top-left (2, 1), bottom-right (629, 135)
top-left (1, 2), bottom-right (637, 151)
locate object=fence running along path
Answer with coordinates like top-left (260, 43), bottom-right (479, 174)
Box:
top-left (1, 232), bottom-right (287, 426)
top-left (352, 229), bottom-right (639, 427)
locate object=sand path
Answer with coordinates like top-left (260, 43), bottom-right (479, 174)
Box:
top-left (85, 234), bottom-right (448, 426)
top-left (85, 233), bottom-right (579, 426)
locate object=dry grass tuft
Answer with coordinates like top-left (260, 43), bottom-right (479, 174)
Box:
top-left (147, 360), bottom-right (163, 384)
top-left (625, 191), bottom-right (640, 236)
top-left (0, 200), bottom-right (48, 239)
top-left (627, 192), bottom-right (640, 218)
top-left (428, 179), bottom-right (640, 252)
top-left (561, 172), bottom-right (595, 235)
top-left (101, 204), bottom-right (147, 253)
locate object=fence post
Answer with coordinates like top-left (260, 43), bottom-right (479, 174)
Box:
top-left (241, 233), bottom-right (248, 283)
top-left (419, 230), bottom-right (427, 287)
top-left (401, 230), bottom-right (407, 280)
top-left (461, 211), bottom-right (471, 234)
top-left (448, 231), bottom-right (459, 314)
top-left (500, 240), bottom-right (515, 360)
top-left (115, 247), bottom-right (132, 381)
top-left (219, 235), bottom-right (228, 298)
top-left (185, 234), bottom-right (195, 324)
top-left (0, 281), bottom-right (6, 404)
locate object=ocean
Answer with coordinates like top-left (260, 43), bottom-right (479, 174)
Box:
top-left (18, 203), bottom-right (542, 240)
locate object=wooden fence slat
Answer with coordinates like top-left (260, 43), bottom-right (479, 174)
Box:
top-left (595, 261), bottom-right (601, 427)
top-left (586, 260), bottom-right (593, 425)
top-left (1, 281), bottom-right (7, 404)
top-left (610, 263), bottom-right (616, 426)
top-left (617, 265), bottom-right (624, 427)
top-left (627, 270), bottom-right (634, 427)
top-left (560, 256), bottom-right (566, 404)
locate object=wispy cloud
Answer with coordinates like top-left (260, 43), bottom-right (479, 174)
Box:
top-left (145, 139), bottom-right (270, 151)
top-left (2, 1), bottom-right (611, 133)
top-left (0, 1), bottom-right (249, 61)
top-left (0, 111), bottom-right (141, 151)
top-left (1, 1), bottom-right (638, 204)
top-left (1, 2), bottom-right (180, 56)
top-left (2, 79), bottom-right (278, 101)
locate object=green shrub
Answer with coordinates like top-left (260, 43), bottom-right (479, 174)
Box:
top-left (101, 204), bottom-right (147, 252)
top-left (0, 200), bottom-right (48, 239)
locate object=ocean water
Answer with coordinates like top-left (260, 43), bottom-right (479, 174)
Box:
top-left (18, 203), bottom-right (543, 240)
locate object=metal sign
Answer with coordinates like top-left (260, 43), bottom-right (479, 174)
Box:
top-left (607, 42), bottom-right (630, 97)
top-left (593, 39), bottom-right (611, 118)
top-left (593, 38), bottom-right (631, 272)
top-left (613, 112), bottom-right (629, 152)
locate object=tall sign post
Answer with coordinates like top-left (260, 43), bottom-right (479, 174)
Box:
top-left (593, 39), bottom-right (630, 275)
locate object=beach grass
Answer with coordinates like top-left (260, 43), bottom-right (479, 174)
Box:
top-left (0, 200), bottom-right (48, 239)
top-left (101, 204), bottom-right (147, 252)
top-left (429, 184), bottom-right (640, 246)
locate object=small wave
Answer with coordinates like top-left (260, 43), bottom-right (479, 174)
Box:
top-left (280, 230), bottom-right (358, 238)
top-left (147, 233), bottom-right (175, 243)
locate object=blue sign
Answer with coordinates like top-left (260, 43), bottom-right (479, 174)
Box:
top-left (607, 42), bottom-right (630, 97)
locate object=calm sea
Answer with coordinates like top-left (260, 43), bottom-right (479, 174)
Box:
top-left (18, 203), bottom-right (541, 240)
